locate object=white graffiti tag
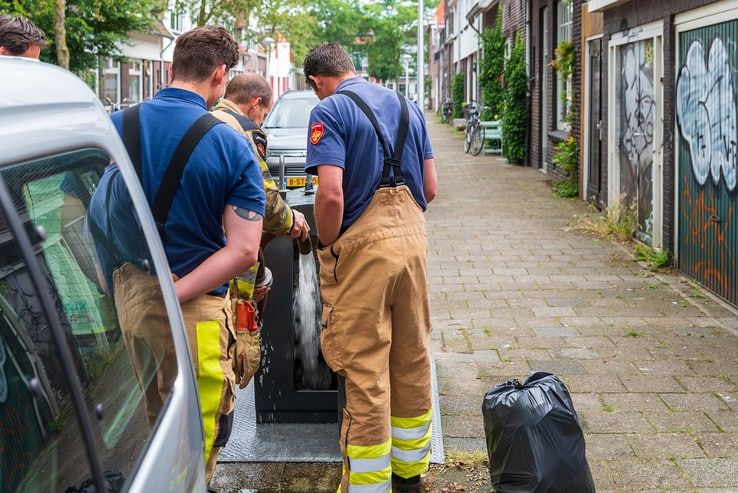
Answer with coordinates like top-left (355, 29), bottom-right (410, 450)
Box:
top-left (676, 38), bottom-right (737, 191)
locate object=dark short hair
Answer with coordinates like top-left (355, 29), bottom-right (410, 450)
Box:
top-left (303, 43), bottom-right (355, 86)
top-left (171, 26), bottom-right (239, 82)
top-left (0, 14), bottom-right (48, 55)
top-left (225, 73), bottom-right (272, 107)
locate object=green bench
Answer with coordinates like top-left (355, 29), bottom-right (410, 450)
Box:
top-left (480, 120), bottom-right (503, 154)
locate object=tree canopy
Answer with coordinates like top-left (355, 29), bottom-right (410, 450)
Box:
top-left (1, 0), bottom-right (439, 80)
top-left (1, 0), bottom-right (166, 74)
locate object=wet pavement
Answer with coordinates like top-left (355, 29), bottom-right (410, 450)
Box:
top-left (212, 116), bottom-right (738, 492)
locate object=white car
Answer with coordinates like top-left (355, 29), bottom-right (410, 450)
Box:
top-left (0, 57), bottom-right (206, 492)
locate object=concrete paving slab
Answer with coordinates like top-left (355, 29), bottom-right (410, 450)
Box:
top-left (627, 433), bottom-right (706, 459)
top-left (679, 458), bottom-right (738, 487)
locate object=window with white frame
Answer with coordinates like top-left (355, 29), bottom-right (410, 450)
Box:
top-left (102, 58), bottom-right (120, 108)
top-left (555, 0), bottom-right (573, 131)
top-left (128, 61), bottom-right (142, 105)
top-left (169, 8), bottom-right (183, 32)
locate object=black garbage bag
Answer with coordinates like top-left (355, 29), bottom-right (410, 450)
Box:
top-left (482, 372), bottom-right (595, 493)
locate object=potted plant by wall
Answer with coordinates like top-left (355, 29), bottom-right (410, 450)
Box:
top-left (502, 32), bottom-right (527, 165)
top-left (552, 135), bottom-right (579, 197)
top-left (550, 39), bottom-right (576, 123)
top-left (549, 38), bottom-right (579, 196)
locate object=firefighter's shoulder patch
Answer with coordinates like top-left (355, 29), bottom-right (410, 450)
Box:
top-left (310, 122), bottom-right (324, 145)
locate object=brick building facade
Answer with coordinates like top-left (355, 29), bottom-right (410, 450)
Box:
top-left (592, 0), bottom-right (729, 251)
top-left (529, 0), bottom-right (582, 179)
top-left (590, 0), bottom-right (738, 306)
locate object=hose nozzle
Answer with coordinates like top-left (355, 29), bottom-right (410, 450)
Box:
top-left (297, 236), bottom-right (312, 255)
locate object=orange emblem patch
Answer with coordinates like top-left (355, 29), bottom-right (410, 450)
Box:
top-left (310, 122), bottom-right (324, 145)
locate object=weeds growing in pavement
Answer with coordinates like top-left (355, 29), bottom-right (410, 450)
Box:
top-left (552, 179), bottom-right (579, 198)
top-left (634, 243), bottom-right (671, 271)
top-left (574, 195), bottom-right (637, 242)
top-left (445, 450), bottom-right (488, 467)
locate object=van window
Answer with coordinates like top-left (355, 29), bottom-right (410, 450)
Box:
top-left (0, 247), bottom-right (91, 491)
top-left (0, 148), bottom-right (179, 491)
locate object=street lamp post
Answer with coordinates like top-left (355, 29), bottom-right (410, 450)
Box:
top-left (417, 0), bottom-right (424, 109)
top-left (263, 37), bottom-right (275, 95)
top-left (402, 53), bottom-right (412, 98)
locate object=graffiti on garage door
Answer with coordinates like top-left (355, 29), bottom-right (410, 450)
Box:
top-left (676, 21), bottom-right (738, 306)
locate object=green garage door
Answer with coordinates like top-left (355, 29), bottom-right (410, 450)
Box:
top-left (676, 18), bottom-right (738, 306)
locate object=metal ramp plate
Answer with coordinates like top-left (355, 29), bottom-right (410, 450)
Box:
top-left (220, 356), bottom-right (444, 464)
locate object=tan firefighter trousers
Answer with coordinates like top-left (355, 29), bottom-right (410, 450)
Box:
top-left (113, 262), bottom-right (237, 481)
top-left (318, 185), bottom-right (433, 493)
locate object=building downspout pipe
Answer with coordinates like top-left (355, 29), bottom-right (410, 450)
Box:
top-left (160, 36), bottom-right (175, 89)
top-left (525, 0), bottom-right (532, 164)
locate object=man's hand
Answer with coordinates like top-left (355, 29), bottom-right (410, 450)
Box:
top-left (252, 285), bottom-right (270, 302)
top-left (315, 165), bottom-right (344, 246)
top-left (423, 158), bottom-right (437, 203)
top-left (289, 209), bottom-right (311, 241)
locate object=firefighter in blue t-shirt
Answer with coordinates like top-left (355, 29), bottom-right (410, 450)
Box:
top-left (88, 27), bottom-right (265, 482)
top-left (304, 43), bottom-right (437, 493)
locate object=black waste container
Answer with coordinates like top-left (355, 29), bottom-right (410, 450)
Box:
top-left (254, 188), bottom-right (338, 423)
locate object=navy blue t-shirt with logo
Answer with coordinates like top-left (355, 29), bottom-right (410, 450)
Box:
top-left (305, 78), bottom-right (433, 233)
top-left (108, 88), bottom-right (266, 295)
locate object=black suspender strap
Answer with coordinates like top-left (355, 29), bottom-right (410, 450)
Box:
top-left (121, 104), bottom-right (223, 240)
top-left (394, 93), bottom-right (410, 165)
top-left (222, 108), bottom-right (260, 132)
top-left (339, 90), bottom-right (410, 188)
top-left (122, 105), bottom-right (142, 180)
top-left (150, 113), bottom-right (222, 239)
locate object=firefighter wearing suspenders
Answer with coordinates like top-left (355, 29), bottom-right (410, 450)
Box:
top-left (304, 44), bottom-right (438, 493)
top-left (101, 28), bottom-right (266, 484)
top-left (211, 73), bottom-right (311, 388)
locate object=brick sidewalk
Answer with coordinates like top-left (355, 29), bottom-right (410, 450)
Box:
top-left (426, 117), bottom-right (738, 491)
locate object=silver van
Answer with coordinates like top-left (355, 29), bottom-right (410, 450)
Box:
top-left (0, 57), bottom-right (206, 492)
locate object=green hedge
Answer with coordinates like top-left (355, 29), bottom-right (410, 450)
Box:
top-left (452, 73), bottom-right (464, 119)
top-left (479, 15), bottom-right (505, 121)
top-left (502, 32), bottom-right (528, 163)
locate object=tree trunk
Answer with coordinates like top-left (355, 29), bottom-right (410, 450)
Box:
top-left (54, 0), bottom-right (70, 69)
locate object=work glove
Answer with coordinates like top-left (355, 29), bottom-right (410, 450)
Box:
top-left (233, 300), bottom-right (261, 389)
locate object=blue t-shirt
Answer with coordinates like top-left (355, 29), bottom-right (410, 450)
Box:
top-left (110, 88), bottom-right (266, 294)
top-left (305, 78), bottom-right (433, 232)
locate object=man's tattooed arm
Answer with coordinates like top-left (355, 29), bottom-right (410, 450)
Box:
top-left (232, 206), bottom-right (263, 222)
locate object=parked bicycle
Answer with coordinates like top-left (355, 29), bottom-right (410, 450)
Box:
top-left (464, 102), bottom-right (486, 156)
top-left (440, 97), bottom-right (453, 124)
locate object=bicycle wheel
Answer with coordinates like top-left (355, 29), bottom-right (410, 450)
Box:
top-left (471, 125), bottom-right (485, 156)
top-left (464, 125), bottom-right (473, 153)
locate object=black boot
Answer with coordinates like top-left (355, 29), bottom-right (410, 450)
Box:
top-left (392, 473), bottom-right (422, 493)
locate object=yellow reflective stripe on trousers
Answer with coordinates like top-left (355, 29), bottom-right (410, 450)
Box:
top-left (341, 480), bottom-right (391, 493)
top-left (391, 409), bottom-right (432, 478)
top-left (391, 420), bottom-right (431, 441)
top-left (345, 440), bottom-right (392, 490)
top-left (196, 320), bottom-right (224, 463)
top-left (350, 454), bottom-right (391, 473)
top-left (391, 446), bottom-right (431, 478)
top-left (390, 408), bottom-right (433, 430)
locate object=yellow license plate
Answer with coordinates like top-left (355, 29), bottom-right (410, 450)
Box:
top-left (286, 176), bottom-right (318, 187)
